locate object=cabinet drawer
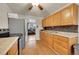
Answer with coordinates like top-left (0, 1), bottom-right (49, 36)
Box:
top-left (54, 35), bottom-right (68, 43)
top-left (48, 34), bottom-right (53, 46)
top-left (54, 39), bottom-right (68, 49)
top-left (54, 43), bottom-right (69, 55)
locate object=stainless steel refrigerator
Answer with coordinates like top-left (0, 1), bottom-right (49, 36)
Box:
top-left (8, 18), bottom-right (25, 49)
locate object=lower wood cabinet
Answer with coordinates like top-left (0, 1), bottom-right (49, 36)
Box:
top-left (53, 35), bottom-right (77, 55)
top-left (40, 31), bottom-right (53, 49)
top-left (40, 31), bottom-right (77, 55)
top-left (54, 43), bottom-right (69, 55)
top-left (47, 33), bottom-right (53, 48)
top-left (7, 41), bottom-right (18, 55)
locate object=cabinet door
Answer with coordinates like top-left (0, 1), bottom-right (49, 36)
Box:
top-left (44, 32), bottom-right (48, 43)
top-left (42, 19), bottom-right (46, 27)
top-left (46, 17), bottom-right (50, 27)
top-left (42, 16), bottom-right (53, 27)
top-left (8, 41), bottom-right (18, 55)
top-left (61, 4), bottom-right (78, 25)
top-left (45, 19), bottom-right (48, 27)
top-left (49, 15), bottom-right (53, 26)
top-left (53, 35), bottom-right (69, 55)
top-left (42, 20), bottom-right (44, 27)
top-left (47, 34), bottom-right (53, 48)
top-left (40, 31), bottom-right (43, 41)
top-left (40, 31), bottom-right (47, 42)
top-left (53, 12), bottom-right (61, 26)
top-left (44, 18), bottom-right (47, 27)
top-left (45, 16), bottom-right (53, 27)
top-left (54, 43), bottom-right (69, 55)
top-left (40, 31), bottom-right (44, 41)
top-left (40, 31), bottom-right (49, 47)
top-left (54, 35), bottom-right (68, 49)
top-left (71, 4), bottom-right (78, 25)
top-left (41, 32), bottom-right (53, 48)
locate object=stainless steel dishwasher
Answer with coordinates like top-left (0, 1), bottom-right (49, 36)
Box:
top-left (74, 44), bottom-right (79, 55)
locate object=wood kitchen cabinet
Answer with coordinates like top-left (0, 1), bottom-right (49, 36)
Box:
top-left (45, 18), bottom-right (48, 27)
top-left (40, 31), bottom-right (53, 48)
top-left (45, 17), bottom-right (49, 27)
top-left (46, 12), bottom-right (61, 26)
top-left (42, 4), bottom-right (78, 27)
top-left (42, 19), bottom-right (45, 27)
top-left (61, 4), bottom-right (78, 25)
top-left (48, 15), bottom-right (53, 26)
top-left (7, 41), bottom-right (18, 55)
top-left (53, 35), bottom-right (77, 55)
top-left (53, 12), bottom-right (61, 26)
top-left (47, 33), bottom-right (53, 48)
top-left (42, 19), bottom-right (46, 27)
top-left (46, 16), bottom-right (53, 27)
top-left (40, 31), bottom-right (44, 41)
top-left (42, 16), bottom-right (54, 27)
top-left (40, 31), bottom-right (77, 55)
top-left (53, 35), bottom-right (69, 55)
top-left (40, 31), bottom-right (47, 43)
top-left (42, 17), bottom-right (51, 27)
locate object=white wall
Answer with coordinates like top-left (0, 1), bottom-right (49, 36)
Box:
top-left (35, 18), bottom-right (43, 40)
top-left (0, 3), bottom-right (12, 29)
top-left (25, 18), bottom-right (28, 41)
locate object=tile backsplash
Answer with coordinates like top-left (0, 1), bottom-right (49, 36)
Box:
top-left (44, 25), bottom-right (78, 33)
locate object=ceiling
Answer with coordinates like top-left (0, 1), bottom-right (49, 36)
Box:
top-left (7, 3), bottom-right (69, 17)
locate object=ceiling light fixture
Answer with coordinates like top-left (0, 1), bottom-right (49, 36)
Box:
top-left (32, 3), bottom-right (39, 6)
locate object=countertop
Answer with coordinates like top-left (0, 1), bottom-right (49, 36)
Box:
top-left (0, 37), bottom-right (19, 55)
top-left (42, 30), bottom-right (78, 38)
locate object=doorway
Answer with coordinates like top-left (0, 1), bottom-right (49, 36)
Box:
top-left (26, 19), bottom-right (37, 48)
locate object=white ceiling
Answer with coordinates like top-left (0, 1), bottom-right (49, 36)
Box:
top-left (7, 3), bottom-right (69, 17)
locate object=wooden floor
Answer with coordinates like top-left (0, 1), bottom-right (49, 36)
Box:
top-left (22, 40), bottom-right (55, 55)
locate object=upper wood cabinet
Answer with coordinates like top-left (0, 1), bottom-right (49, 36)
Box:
top-left (42, 15), bottom-right (54, 27)
top-left (42, 19), bottom-right (46, 27)
top-left (42, 4), bottom-right (78, 27)
top-left (48, 15), bottom-right (54, 26)
top-left (46, 16), bottom-right (52, 27)
top-left (42, 19), bottom-right (44, 27)
top-left (61, 4), bottom-right (78, 25)
top-left (45, 18), bottom-right (49, 27)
